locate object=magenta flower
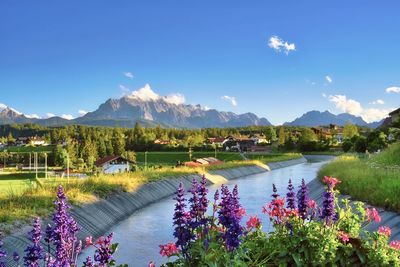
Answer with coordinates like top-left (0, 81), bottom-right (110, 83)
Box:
top-left (246, 215), bottom-right (261, 229)
top-left (366, 208), bottom-right (381, 223)
top-left (159, 242), bottom-right (180, 257)
top-left (390, 240), bottom-right (400, 250)
top-left (338, 231), bottom-right (350, 243)
top-left (378, 226), bottom-right (391, 237)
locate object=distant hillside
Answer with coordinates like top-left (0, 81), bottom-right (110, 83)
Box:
top-left (284, 110), bottom-right (383, 128)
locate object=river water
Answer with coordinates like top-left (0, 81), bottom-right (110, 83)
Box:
top-left (80, 160), bottom-right (329, 266)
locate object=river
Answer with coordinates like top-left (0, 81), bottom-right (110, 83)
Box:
top-left (80, 159), bottom-right (330, 266)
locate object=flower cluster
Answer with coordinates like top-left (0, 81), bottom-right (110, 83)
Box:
top-left (159, 242), bottom-right (179, 257)
top-left (1, 185), bottom-right (122, 267)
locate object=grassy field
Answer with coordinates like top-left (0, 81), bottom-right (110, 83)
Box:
top-left (246, 153), bottom-right (303, 163)
top-left (135, 151), bottom-right (243, 166)
top-left (0, 151), bottom-right (303, 232)
top-left (1, 145), bottom-right (54, 153)
top-left (318, 142), bottom-right (400, 212)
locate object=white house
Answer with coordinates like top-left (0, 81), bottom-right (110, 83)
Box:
top-left (95, 155), bottom-right (134, 174)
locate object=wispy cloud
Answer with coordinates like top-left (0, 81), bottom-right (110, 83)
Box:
top-left (25, 114), bottom-right (41, 119)
top-left (325, 75), bottom-right (333, 83)
top-left (221, 95), bottom-right (237, 107)
top-left (126, 84), bottom-right (186, 105)
top-left (268, 36), bottom-right (296, 55)
top-left (370, 99), bottom-right (385, 105)
top-left (78, 110), bottom-right (88, 116)
top-left (124, 72), bottom-right (134, 79)
top-left (386, 86), bottom-right (400, 93)
top-left (61, 114), bottom-right (74, 120)
top-left (46, 113), bottom-right (56, 118)
top-left (328, 94), bottom-right (393, 122)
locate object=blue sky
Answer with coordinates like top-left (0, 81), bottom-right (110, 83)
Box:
top-left (0, 1), bottom-right (399, 124)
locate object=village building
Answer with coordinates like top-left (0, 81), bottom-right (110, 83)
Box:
top-left (28, 136), bottom-right (48, 146)
top-left (389, 108), bottom-right (400, 124)
top-left (95, 155), bottom-right (135, 174)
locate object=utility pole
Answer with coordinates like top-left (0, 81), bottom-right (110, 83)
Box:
top-left (44, 153), bottom-right (47, 179)
top-left (67, 154), bottom-right (70, 182)
top-left (35, 152), bottom-right (38, 179)
top-left (29, 152), bottom-right (32, 170)
top-left (144, 151), bottom-right (148, 170)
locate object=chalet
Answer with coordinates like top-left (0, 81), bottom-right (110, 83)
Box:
top-left (15, 137), bottom-right (29, 146)
top-left (389, 108), bottom-right (400, 124)
top-left (95, 155), bottom-right (135, 174)
top-left (249, 134), bottom-right (269, 144)
top-left (207, 137), bottom-right (226, 146)
top-left (154, 139), bottom-right (171, 145)
top-left (237, 139), bottom-right (257, 152)
top-left (28, 136), bottom-right (48, 146)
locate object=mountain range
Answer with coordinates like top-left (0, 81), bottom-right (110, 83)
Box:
top-left (0, 97), bottom-right (385, 128)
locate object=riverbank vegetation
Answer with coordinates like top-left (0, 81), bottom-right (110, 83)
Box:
top-left (318, 142), bottom-right (400, 212)
top-left (156, 176), bottom-right (400, 266)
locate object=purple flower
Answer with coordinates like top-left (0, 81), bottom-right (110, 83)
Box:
top-left (297, 179), bottom-right (309, 220)
top-left (218, 185), bottom-right (243, 251)
top-left (94, 233), bottom-right (114, 266)
top-left (51, 185), bottom-right (81, 266)
top-left (0, 238), bottom-right (6, 267)
top-left (271, 184), bottom-right (279, 199)
top-left (173, 183), bottom-right (191, 254)
top-left (13, 251), bottom-right (20, 262)
top-left (320, 184), bottom-right (336, 225)
top-left (24, 217), bottom-right (44, 267)
top-left (83, 256), bottom-right (94, 267)
top-left (198, 175), bottom-right (209, 217)
top-left (286, 179), bottom-right (297, 210)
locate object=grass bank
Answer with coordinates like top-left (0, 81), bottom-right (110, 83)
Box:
top-left (318, 142), bottom-right (400, 212)
top-left (0, 152), bottom-right (303, 233)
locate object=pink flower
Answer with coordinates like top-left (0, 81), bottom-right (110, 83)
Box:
top-left (366, 208), bottom-right (381, 223)
top-left (338, 231), bottom-right (350, 243)
top-left (378, 226), bottom-right (392, 237)
top-left (159, 242), bottom-right (179, 257)
top-left (390, 240), bottom-right (400, 250)
top-left (236, 207), bottom-right (247, 218)
top-left (323, 176), bottom-right (340, 188)
top-left (148, 261), bottom-right (156, 267)
top-left (307, 200), bottom-right (317, 209)
top-left (85, 236), bottom-right (93, 247)
top-left (246, 215), bottom-right (261, 229)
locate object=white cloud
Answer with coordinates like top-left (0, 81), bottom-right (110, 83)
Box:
top-left (221, 95), bottom-right (237, 107)
top-left (328, 94), bottom-right (392, 122)
top-left (127, 84), bottom-right (186, 105)
top-left (0, 103), bottom-right (6, 110)
top-left (25, 114), bottom-right (41, 119)
top-left (370, 99), bottom-right (385, 105)
top-left (329, 95), bottom-right (363, 115)
top-left (78, 110), bottom-right (88, 116)
top-left (164, 93), bottom-right (185, 105)
top-left (124, 72), bottom-right (134, 79)
top-left (325, 75), bottom-right (333, 83)
top-left (268, 36), bottom-right (296, 54)
top-left (386, 86), bottom-right (400, 93)
top-left (61, 114), bottom-right (74, 120)
top-left (322, 93), bottom-right (327, 98)
top-left (46, 113), bottom-right (56, 118)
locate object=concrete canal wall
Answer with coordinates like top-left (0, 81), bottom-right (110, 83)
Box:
top-left (3, 158), bottom-right (307, 265)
